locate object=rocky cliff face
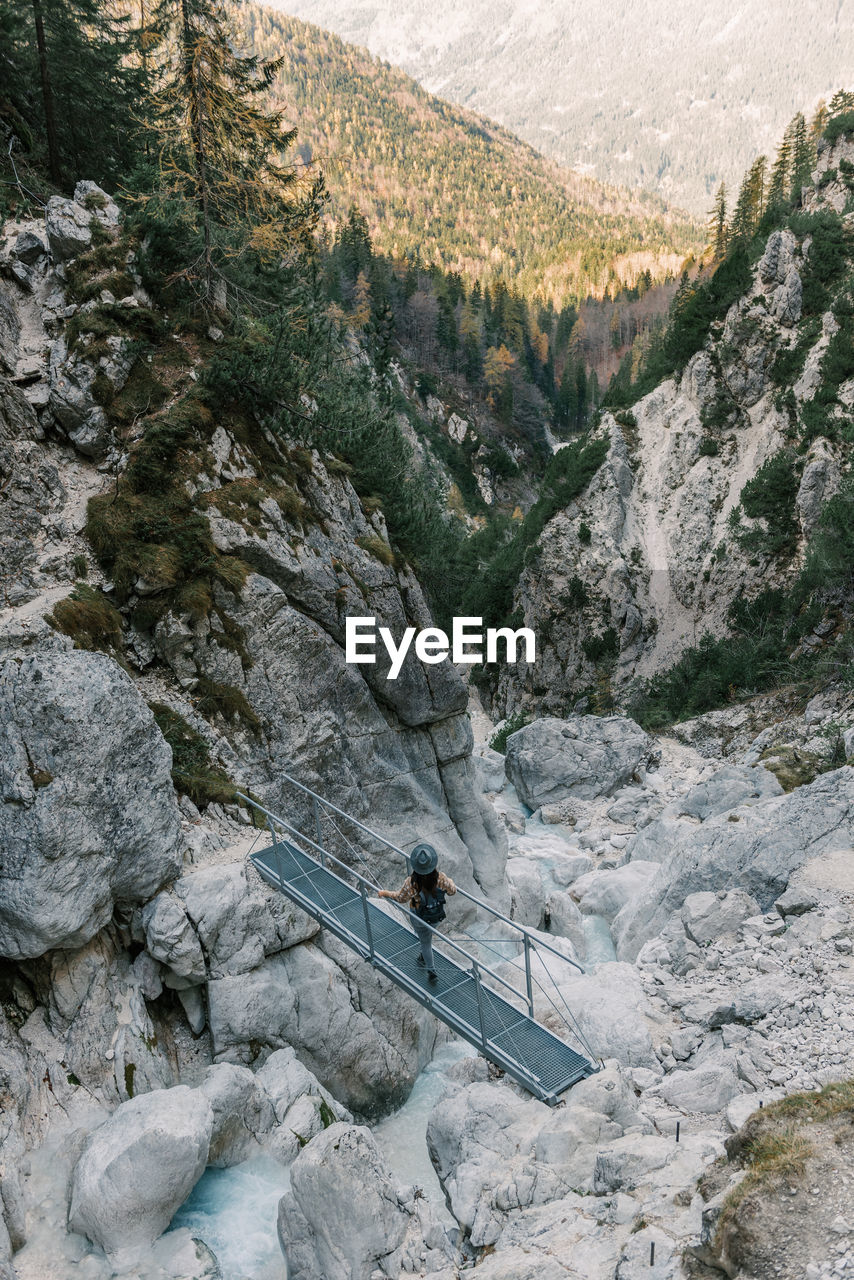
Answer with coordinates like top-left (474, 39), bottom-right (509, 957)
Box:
top-left (496, 138), bottom-right (854, 718)
top-left (0, 184), bottom-right (508, 1278)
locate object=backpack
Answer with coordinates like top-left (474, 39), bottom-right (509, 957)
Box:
top-left (416, 887), bottom-right (446, 925)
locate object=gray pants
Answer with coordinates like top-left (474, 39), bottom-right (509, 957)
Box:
top-left (410, 913), bottom-right (435, 970)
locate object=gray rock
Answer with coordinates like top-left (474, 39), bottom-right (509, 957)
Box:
top-left (198, 1063), bottom-right (272, 1167)
top-left (13, 231), bottom-right (47, 265)
top-left (593, 1134), bottom-right (672, 1191)
top-left (473, 745), bottom-right (506, 792)
top-left (148, 1229), bottom-right (222, 1280)
top-left (73, 181), bottom-right (120, 228)
top-left (545, 888), bottom-right (586, 952)
top-left (505, 715), bottom-right (652, 808)
top-left (537, 962), bottom-right (657, 1069)
top-left (775, 884), bottom-right (818, 916)
top-left (677, 764), bottom-right (783, 821)
top-left (69, 1086), bottom-right (213, 1255)
top-left (277, 1123), bottom-right (410, 1280)
top-left (759, 230), bottom-right (803, 326)
top-left (797, 445), bottom-right (841, 536)
top-left (660, 1064), bottom-right (740, 1113)
top-left (681, 889), bottom-right (760, 946)
top-left (45, 195), bottom-right (93, 259)
top-left (613, 768), bottom-right (854, 960)
top-left (569, 861), bottom-right (660, 921)
top-left (506, 858), bottom-right (546, 929)
top-left (0, 384), bottom-right (65, 607)
top-left (142, 893), bottom-right (206, 988)
top-left (207, 941), bottom-right (435, 1117)
top-left (176, 862), bottom-right (318, 977)
top-left (0, 650), bottom-right (183, 959)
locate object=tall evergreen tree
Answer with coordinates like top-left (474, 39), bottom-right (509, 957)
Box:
top-left (708, 182), bottom-right (728, 259)
top-left (2, 0), bottom-right (144, 188)
top-left (146, 0), bottom-right (324, 302)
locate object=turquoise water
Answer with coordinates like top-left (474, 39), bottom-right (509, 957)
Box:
top-left (582, 914), bottom-right (617, 966)
top-left (170, 1155), bottom-right (291, 1280)
top-left (373, 1039), bottom-right (476, 1220)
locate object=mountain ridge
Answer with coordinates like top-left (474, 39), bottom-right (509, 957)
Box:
top-left (270, 0), bottom-right (854, 214)
top-left (239, 2), bottom-right (701, 306)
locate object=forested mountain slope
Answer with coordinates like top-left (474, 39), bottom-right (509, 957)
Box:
top-left (479, 108), bottom-right (854, 738)
top-left (272, 0), bottom-right (854, 214)
top-left (239, 3), bottom-right (700, 307)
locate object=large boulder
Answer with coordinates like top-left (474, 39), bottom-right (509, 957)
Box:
top-left (176, 861), bottom-right (318, 978)
top-left (681, 889), bottom-right (760, 946)
top-left (207, 939), bottom-right (436, 1117)
top-left (0, 650), bottom-right (183, 959)
top-left (614, 768), bottom-right (854, 961)
top-left (142, 892), bottom-right (206, 988)
top-left (505, 715), bottom-right (652, 808)
top-left (676, 764), bottom-right (782, 821)
top-left (569, 861), bottom-right (660, 921)
top-left (529, 961), bottom-right (658, 1069)
top-left (68, 1086), bottom-right (213, 1255)
top-left (45, 195), bottom-right (93, 260)
top-left (277, 1123), bottom-right (410, 1280)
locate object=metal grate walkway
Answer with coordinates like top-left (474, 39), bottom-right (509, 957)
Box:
top-left (251, 835), bottom-right (596, 1105)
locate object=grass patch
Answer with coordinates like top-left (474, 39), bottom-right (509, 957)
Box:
top-left (46, 583), bottom-right (123, 652)
top-left (194, 678), bottom-right (260, 732)
top-left (356, 533), bottom-right (397, 567)
top-left (150, 702), bottom-right (236, 808)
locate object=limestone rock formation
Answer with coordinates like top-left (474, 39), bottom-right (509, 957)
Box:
top-left (504, 714), bottom-right (653, 807)
top-left (68, 1086), bottom-right (214, 1255)
top-left (614, 767), bottom-right (854, 960)
top-left (277, 1123), bottom-right (411, 1280)
top-left (0, 649), bottom-right (183, 958)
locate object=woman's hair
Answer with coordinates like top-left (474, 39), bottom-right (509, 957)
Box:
top-left (412, 869), bottom-right (439, 892)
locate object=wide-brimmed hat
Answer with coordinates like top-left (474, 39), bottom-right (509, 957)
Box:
top-left (410, 843), bottom-right (438, 874)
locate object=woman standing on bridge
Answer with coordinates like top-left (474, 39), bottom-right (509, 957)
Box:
top-left (378, 844), bottom-right (456, 984)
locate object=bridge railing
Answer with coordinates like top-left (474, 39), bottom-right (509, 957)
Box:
top-left (236, 775), bottom-right (597, 1064)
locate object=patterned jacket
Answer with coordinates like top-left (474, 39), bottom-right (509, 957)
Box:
top-left (385, 872), bottom-right (457, 912)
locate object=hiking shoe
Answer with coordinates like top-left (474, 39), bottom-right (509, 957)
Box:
top-left (416, 955), bottom-right (426, 968)
top-left (428, 970), bottom-right (438, 984)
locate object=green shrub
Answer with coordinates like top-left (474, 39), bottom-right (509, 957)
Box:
top-left (194, 678), bottom-right (260, 731)
top-left (578, 520), bottom-right (592, 545)
top-left (356, 533), bottom-right (397, 567)
top-left (565, 576), bottom-right (590, 608)
top-left (824, 111), bottom-right (854, 145)
top-left (489, 710), bottom-right (529, 754)
top-left (699, 437), bottom-right (719, 458)
top-left (582, 628), bottom-right (619, 664)
top-left (738, 451), bottom-right (800, 559)
top-left (150, 702), bottom-right (236, 808)
top-left (789, 211), bottom-right (849, 314)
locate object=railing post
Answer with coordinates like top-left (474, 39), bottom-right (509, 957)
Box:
top-left (360, 880), bottom-right (375, 962)
top-left (312, 797), bottom-right (325, 866)
top-left (472, 961), bottom-right (488, 1053)
top-left (523, 933), bottom-right (534, 1017)
top-left (268, 819), bottom-right (285, 887)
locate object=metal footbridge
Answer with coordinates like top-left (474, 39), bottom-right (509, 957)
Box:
top-left (239, 777), bottom-right (598, 1106)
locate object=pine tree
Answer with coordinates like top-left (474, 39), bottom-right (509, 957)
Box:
top-left (708, 182), bottom-right (727, 259)
top-left (789, 113), bottom-right (814, 203)
top-left (730, 156), bottom-right (767, 243)
top-left (2, 0), bottom-right (144, 188)
top-left (145, 0), bottom-right (324, 302)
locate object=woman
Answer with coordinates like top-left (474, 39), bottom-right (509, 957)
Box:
top-left (378, 843), bottom-right (456, 983)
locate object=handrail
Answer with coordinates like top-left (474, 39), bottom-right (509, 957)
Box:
top-left (237, 782), bottom-right (584, 976)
